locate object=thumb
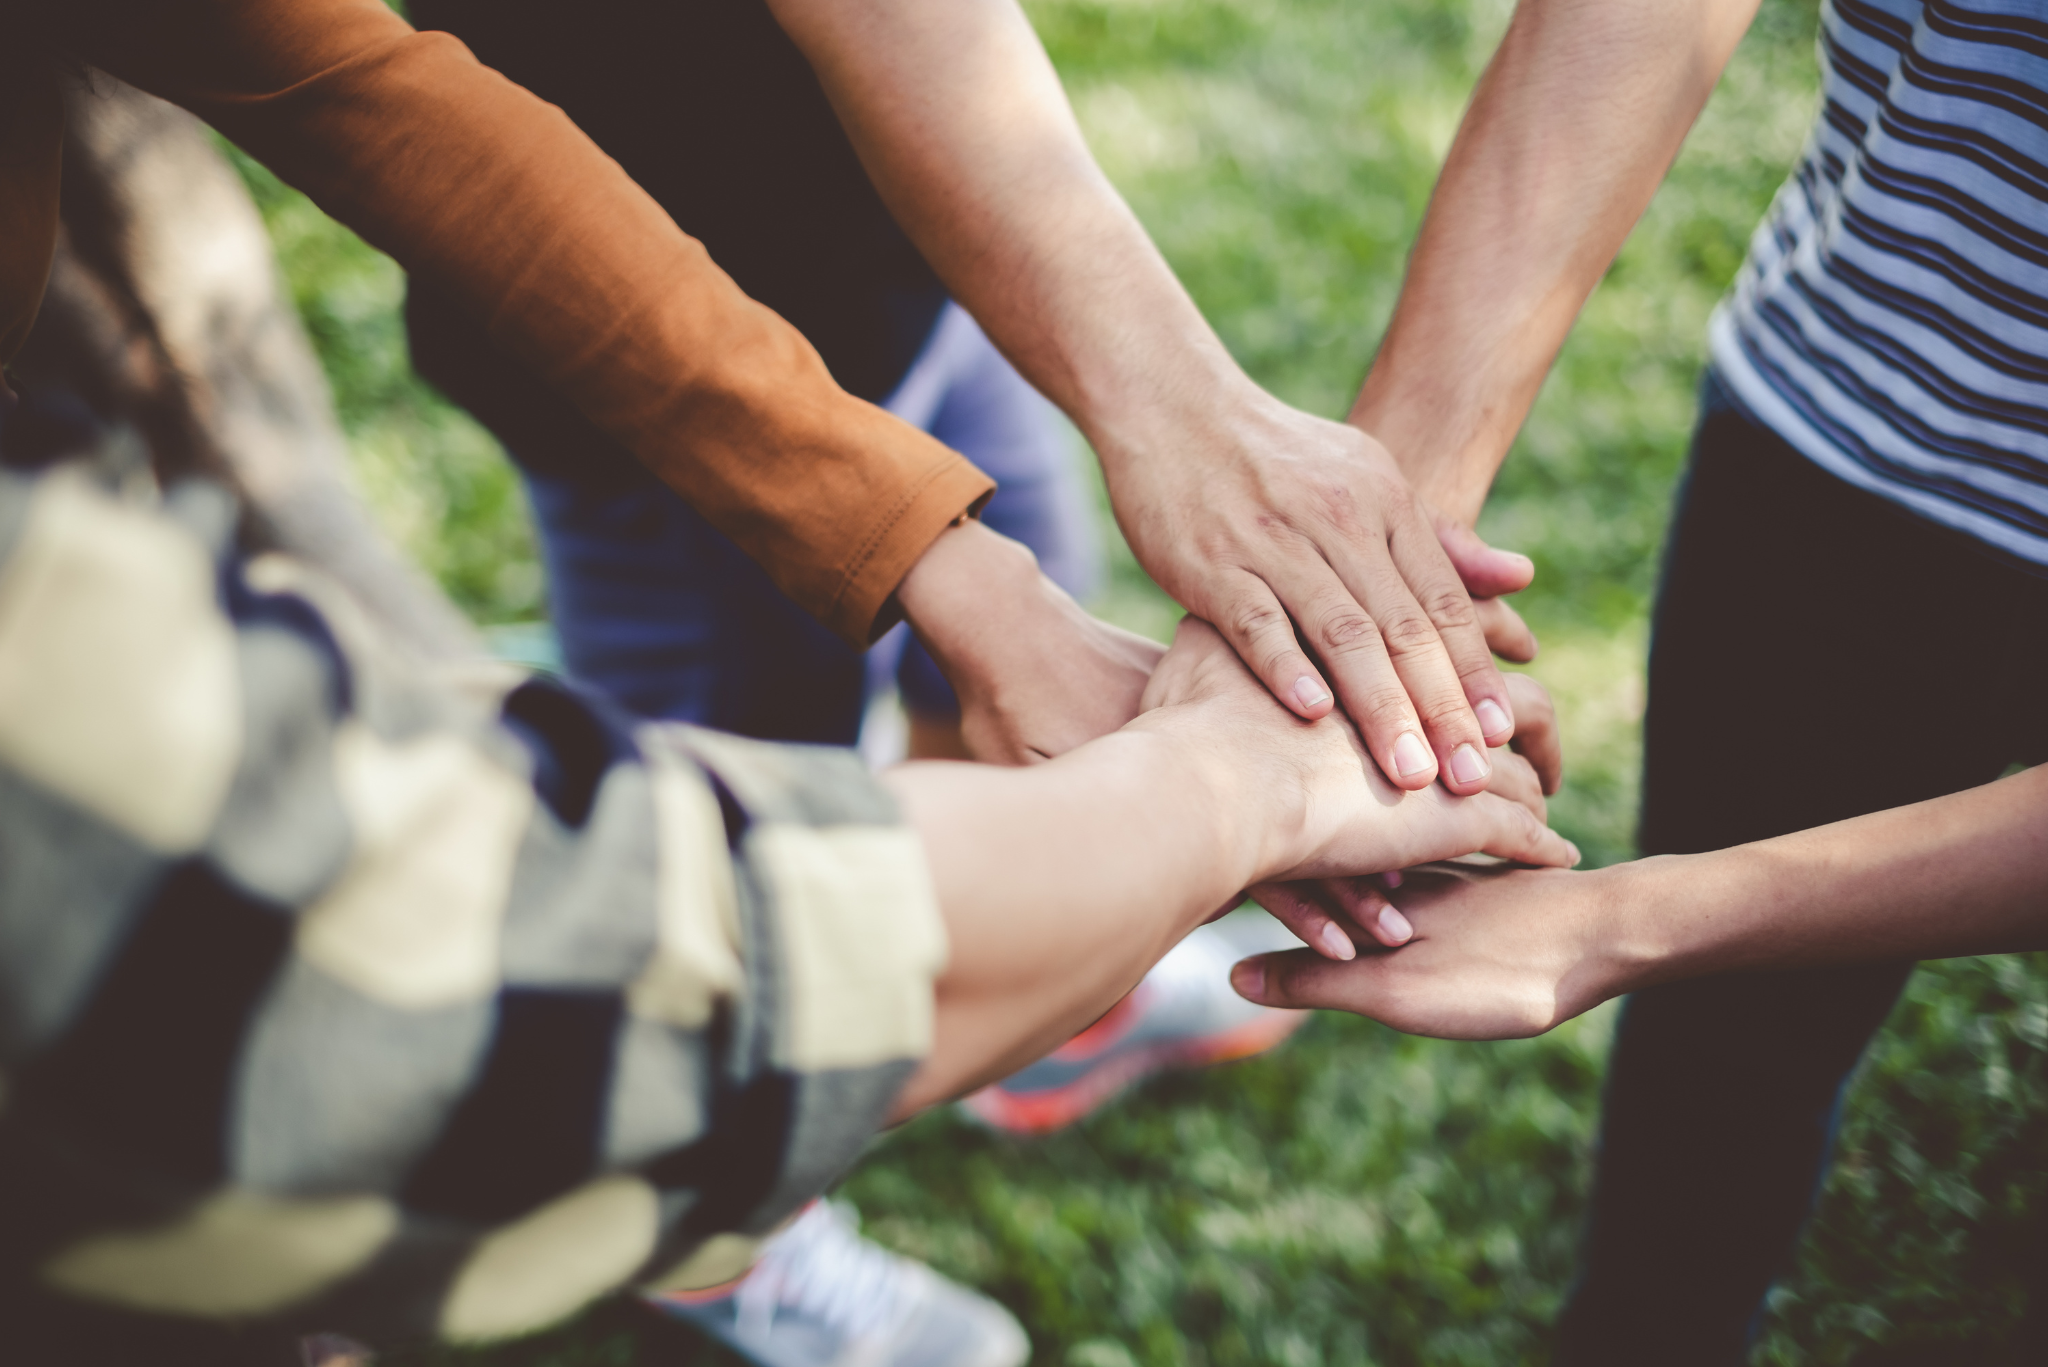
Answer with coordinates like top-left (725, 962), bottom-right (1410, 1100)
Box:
top-left (1432, 515), bottom-right (1534, 600)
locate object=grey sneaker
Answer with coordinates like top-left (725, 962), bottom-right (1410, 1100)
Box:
top-left (646, 1200), bottom-right (1029, 1367)
top-left (960, 912), bottom-right (1307, 1134)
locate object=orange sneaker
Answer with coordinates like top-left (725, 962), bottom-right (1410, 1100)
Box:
top-left (959, 915), bottom-right (1307, 1135)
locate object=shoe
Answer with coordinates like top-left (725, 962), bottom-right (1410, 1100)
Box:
top-left (960, 912), bottom-right (1307, 1135)
top-left (298, 1335), bottom-right (371, 1367)
top-left (646, 1200), bottom-right (1029, 1367)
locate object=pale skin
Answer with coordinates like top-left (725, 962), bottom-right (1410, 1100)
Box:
top-left (884, 619), bottom-right (1577, 1118)
top-left (1232, 765), bottom-right (2048, 1039)
top-left (769, 0), bottom-right (1539, 792)
top-left (893, 518), bottom-right (1165, 763)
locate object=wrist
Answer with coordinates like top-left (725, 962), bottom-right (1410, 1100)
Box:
top-left (1579, 854), bottom-right (1710, 1000)
top-left (1349, 369), bottom-right (1499, 528)
top-left (1118, 699), bottom-right (1284, 894)
top-left (894, 519), bottom-right (1042, 649)
top-left (1085, 366), bottom-right (1279, 479)
top-left (1121, 695), bottom-right (1310, 891)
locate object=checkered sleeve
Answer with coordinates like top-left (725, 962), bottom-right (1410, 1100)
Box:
top-left (0, 465), bottom-right (947, 1345)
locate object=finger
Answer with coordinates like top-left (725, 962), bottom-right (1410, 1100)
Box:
top-left (1476, 596), bottom-right (1539, 663)
top-left (1482, 749), bottom-right (1547, 823)
top-left (1249, 882), bottom-right (1359, 960)
top-left (1260, 555), bottom-right (1440, 787)
top-left (1234, 946), bottom-right (1553, 1039)
top-left (1316, 535), bottom-right (1492, 794)
top-left (1232, 947), bottom-right (1393, 1016)
top-left (1434, 514), bottom-right (1537, 662)
top-left (1466, 791), bottom-right (1580, 868)
top-left (1503, 673), bottom-right (1563, 795)
top-left (1385, 498), bottom-right (1519, 767)
top-left (1432, 516), bottom-right (1535, 600)
top-left (1209, 573), bottom-right (1335, 721)
top-left (1320, 876), bottom-right (1414, 947)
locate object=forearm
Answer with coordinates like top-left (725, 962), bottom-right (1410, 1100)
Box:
top-left (770, 0), bottom-right (1269, 466)
top-left (884, 718), bottom-right (1261, 1114)
top-left (1605, 766), bottom-right (2048, 989)
top-left (1351, 0), bottom-right (1758, 522)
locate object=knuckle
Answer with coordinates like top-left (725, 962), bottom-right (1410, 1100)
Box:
top-left (1312, 482), bottom-right (1370, 535)
top-left (1377, 607), bottom-right (1442, 657)
top-left (1356, 687), bottom-right (1418, 734)
top-left (1314, 608), bottom-right (1383, 656)
top-left (1227, 596), bottom-right (1289, 646)
top-left (1418, 692), bottom-right (1477, 734)
top-left (1418, 583), bottom-right (1481, 633)
top-left (1375, 476), bottom-right (1416, 520)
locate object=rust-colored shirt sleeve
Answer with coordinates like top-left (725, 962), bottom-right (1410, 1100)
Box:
top-left (52, 0), bottom-right (993, 645)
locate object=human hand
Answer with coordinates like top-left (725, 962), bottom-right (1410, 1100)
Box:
top-left (1430, 508), bottom-right (1539, 664)
top-left (1105, 397), bottom-right (1525, 795)
top-left (895, 519), bottom-right (1165, 764)
top-left (1249, 670), bottom-right (1565, 958)
top-left (1136, 618), bottom-right (1577, 887)
top-left (1231, 862), bottom-right (1633, 1039)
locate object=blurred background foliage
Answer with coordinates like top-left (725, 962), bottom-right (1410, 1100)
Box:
top-left (238, 0), bottom-right (2048, 1360)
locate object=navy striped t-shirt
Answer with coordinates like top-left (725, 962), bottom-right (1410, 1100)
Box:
top-left (1711, 0), bottom-right (2048, 568)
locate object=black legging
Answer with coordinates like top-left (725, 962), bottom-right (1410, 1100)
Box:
top-left (1554, 371), bottom-right (2048, 1365)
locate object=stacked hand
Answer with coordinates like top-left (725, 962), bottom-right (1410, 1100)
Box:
top-left (1247, 668), bottom-right (1566, 959)
top-left (1230, 862), bottom-right (1621, 1041)
top-left (894, 520), bottom-right (1165, 764)
top-left (1106, 399), bottom-right (1538, 793)
top-left (1134, 618), bottom-right (1576, 889)
top-left (896, 416), bottom-right (1544, 782)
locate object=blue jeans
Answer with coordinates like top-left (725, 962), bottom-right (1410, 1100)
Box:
top-left (520, 303), bottom-right (1100, 738)
top-left (1553, 372), bottom-right (2048, 1364)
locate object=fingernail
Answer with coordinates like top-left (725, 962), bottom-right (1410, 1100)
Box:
top-left (1392, 731), bottom-right (1434, 778)
top-left (1449, 743), bottom-right (1490, 785)
top-left (1382, 869), bottom-right (1404, 889)
top-left (1568, 842), bottom-right (1583, 867)
top-left (1231, 958), bottom-right (1268, 1002)
top-left (1378, 905), bottom-right (1413, 942)
top-left (1318, 921), bottom-right (1357, 961)
top-left (1293, 677), bottom-right (1331, 711)
top-left (1475, 698), bottom-right (1512, 741)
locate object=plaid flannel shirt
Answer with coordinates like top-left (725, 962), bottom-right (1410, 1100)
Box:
top-left (0, 459), bottom-right (946, 1345)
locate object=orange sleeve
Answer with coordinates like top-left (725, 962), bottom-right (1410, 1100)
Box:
top-left (58, 0), bottom-right (992, 645)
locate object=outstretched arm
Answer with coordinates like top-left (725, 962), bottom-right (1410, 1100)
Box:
top-left (769, 0), bottom-right (1525, 795)
top-left (1233, 765), bottom-right (2048, 1040)
top-left (889, 619), bottom-right (1577, 1114)
top-left (50, 0), bottom-right (989, 650)
top-left (1351, 0), bottom-right (1761, 529)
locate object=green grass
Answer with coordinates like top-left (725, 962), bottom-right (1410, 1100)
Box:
top-left (241, 0), bottom-right (2048, 1359)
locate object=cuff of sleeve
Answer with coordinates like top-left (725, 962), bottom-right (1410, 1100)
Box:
top-left (828, 454), bottom-right (996, 648)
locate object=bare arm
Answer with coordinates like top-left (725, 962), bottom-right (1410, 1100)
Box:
top-left (885, 619), bottom-right (1577, 1114)
top-left (769, 0), bottom-right (1524, 796)
top-left (1351, 0), bottom-right (1762, 526)
top-left (1234, 765), bottom-right (2048, 1039)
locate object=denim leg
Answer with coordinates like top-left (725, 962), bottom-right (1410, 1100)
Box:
top-left (880, 304), bottom-right (1101, 720)
top-left (521, 456), bottom-right (865, 742)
